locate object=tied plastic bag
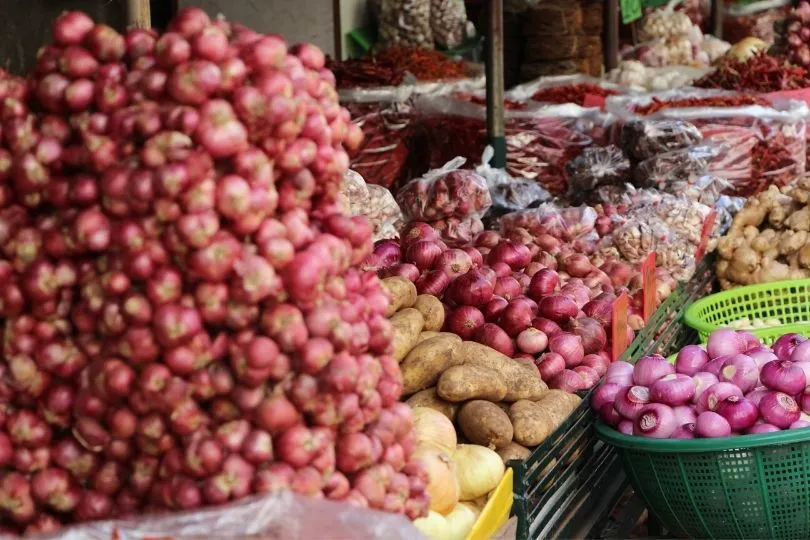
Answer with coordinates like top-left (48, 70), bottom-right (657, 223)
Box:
top-left (620, 118), bottom-right (703, 161)
top-left (379, 0), bottom-right (433, 49)
top-left (500, 202), bottom-right (598, 241)
top-left (396, 157), bottom-right (492, 221)
top-left (714, 194), bottom-right (746, 236)
top-left (565, 145), bottom-right (631, 193)
top-left (432, 215), bottom-right (485, 243)
top-left (476, 146), bottom-right (552, 217)
top-left (431, 0), bottom-right (469, 49)
top-left (28, 491), bottom-right (422, 540)
top-left (633, 144), bottom-right (720, 188)
top-left (340, 170), bottom-right (404, 242)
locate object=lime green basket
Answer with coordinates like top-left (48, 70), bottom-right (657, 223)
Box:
top-left (684, 279), bottom-right (810, 342)
top-left (596, 422), bottom-right (810, 539)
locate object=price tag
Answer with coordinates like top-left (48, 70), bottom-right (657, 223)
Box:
top-left (582, 94), bottom-right (606, 110)
top-left (695, 209), bottom-right (717, 261)
top-left (621, 0), bottom-right (643, 24)
top-left (612, 293), bottom-right (630, 361)
top-left (642, 252), bottom-right (656, 322)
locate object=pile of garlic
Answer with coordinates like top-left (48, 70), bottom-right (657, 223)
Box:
top-left (606, 61), bottom-right (711, 91)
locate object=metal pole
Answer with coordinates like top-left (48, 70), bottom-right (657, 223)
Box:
top-left (486, 0), bottom-right (506, 169)
top-left (710, 0), bottom-right (723, 39)
top-left (128, 0), bottom-right (152, 29)
top-left (604, 0), bottom-right (619, 71)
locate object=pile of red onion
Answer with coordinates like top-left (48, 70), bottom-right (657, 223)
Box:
top-left (367, 223), bottom-right (641, 392)
top-left (0, 9), bottom-right (427, 535)
top-left (593, 329), bottom-right (810, 439)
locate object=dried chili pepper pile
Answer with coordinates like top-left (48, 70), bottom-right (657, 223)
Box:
top-left (329, 48), bottom-right (468, 88)
top-left (455, 93), bottom-right (529, 110)
top-left (633, 95), bottom-right (770, 115)
top-left (530, 83), bottom-right (619, 105)
top-left (345, 103), bottom-right (412, 188)
top-left (694, 52), bottom-right (810, 92)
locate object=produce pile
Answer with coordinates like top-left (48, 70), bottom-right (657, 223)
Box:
top-left (328, 48), bottom-right (469, 89)
top-left (772, 0), bottom-right (810, 66)
top-left (594, 329), bottom-right (810, 439)
top-left (0, 8), bottom-right (433, 534)
top-left (694, 52), bottom-right (810, 92)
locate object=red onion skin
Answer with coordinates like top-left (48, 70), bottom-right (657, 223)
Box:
top-left (649, 374), bottom-right (695, 406)
top-left (790, 340), bottom-right (810, 363)
top-left (516, 328), bottom-right (548, 355)
top-left (582, 293), bottom-right (614, 327)
top-left (617, 420), bottom-right (633, 435)
top-left (482, 296), bottom-right (509, 323)
top-left (532, 317), bottom-right (561, 337)
top-left (447, 270), bottom-right (495, 307)
top-left (759, 391), bottom-right (801, 429)
top-left (414, 270), bottom-right (450, 297)
top-left (592, 383), bottom-right (626, 412)
top-left (716, 396), bottom-right (759, 431)
top-left (573, 365), bottom-right (600, 389)
top-left (675, 345), bottom-right (709, 376)
top-left (696, 382), bottom-right (744, 414)
top-left (746, 387), bottom-right (768, 407)
top-left (633, 403), bottom-right (676, 438)
top-left (760, 360), bottom-right (806, 395)
top-left (706, 329), bottom-right (745, 359)
top-left (444, 306), bottom-right (484, 340)
top-left (548, 333), bottom-right (584, 368)
top-left (550, 369), bottom-right (586, 392)
top-left (719, 354), bottom-right (759, 394)
top-left (748, 423), bottom-right (781, 434)
top-left (614, 386), bottom-right (650, 420)
top-left (749, 349), bottom-right (778, 369)
top-left (696, 411), bottom-right (732, 438)
top-left (535, 352), bottom-right (565, 381)
top-left (581, 353), bottom-right (608, 376)
top-left (537, 294), bottom-right (578, 324)
top-left (472, 323), bottom-right (514, 357)
top-left (568, 317), bottom-right (607, 355)
top-left (599, 403), bottom-right (622, 427)
top-left (404, 240), bottom-right (443, 271)
top-left (772, 333), bottom-right (807, 362)
top-left (632, 355), bottom-right (674, 387)
top-left (672, 405), bottom-right (697, 426)
top-left (671, 424), bottom-right (696, 439)
top-left (605, 361), bottom-right (634, 386)
top-left (527, 269), bottom-right (560, 300)
top-left (498, 301), bottom-right (534, 338)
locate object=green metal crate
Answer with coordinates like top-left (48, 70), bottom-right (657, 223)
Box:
top-left (508, 255), bottom-right (716, 539)
top-left (596, 424), bottom-right (810, 539)
top-left (684, 279), bottom-right (810, 342)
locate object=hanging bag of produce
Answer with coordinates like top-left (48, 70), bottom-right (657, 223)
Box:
top-left (379, 0), bottom-right (434, 49)
top-left (723, 0), bottom-right (792, 46)
top-left (430, 0), bottom-right (471, 49)
top-left (339, 170), bottom-right (404, 242)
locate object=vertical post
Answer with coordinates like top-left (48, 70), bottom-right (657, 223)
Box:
top-left (710, 0), bottom-right (723, 38)
top-left (128, 0), bottom-right (152, 29)
top-left (486, 0), bottom-right (506, 168)
top-left (604, 0), bottom-right (619, 71)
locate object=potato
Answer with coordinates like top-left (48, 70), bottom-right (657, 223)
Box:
top-left (400, 334), bottom-right (462, 395)
top-left (412, 294), bottom-right (445, 331)
top-left (536, 390), bottom-right (582, 425)
top-left (390, 308), bottom-right (425, 362)
top-left (457, 400), bottom-right (514, 449)
top-left (459, 341), bottom-right (548, 401)
top-left (509, 400), bottom-right (556, 447)
top-left (382, 277), bottom-right (417, 317)
top-left (437, 364), bottom-right (507, 402)
top-left (496, 441), bottom-right (531, 463)
top-left (406, 388), bottom-right (459, 422)
top-left (416, 331), bottom-right (456, 344)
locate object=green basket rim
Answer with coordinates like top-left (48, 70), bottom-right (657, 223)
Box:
top-left (683, 278), bottom-right (810, 334)
top-left (594, 418), bottom-right (810, 452)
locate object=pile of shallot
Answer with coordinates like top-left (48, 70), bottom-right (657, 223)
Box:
top-left (0, 8), bottom-right (427, 535)
top-left (367, 222), bottom-right (639, 392)
top-left (594, 329), bottom-right (810, 438)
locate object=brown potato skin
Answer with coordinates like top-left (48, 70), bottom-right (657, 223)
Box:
top-left (412, 294), bottom-right (446, 331)
top-left (382, 277), bottom-right (417, 317)
top-left (458, 400), bottom-right (514, 449)
top-left (400, 334), bottom-right (463, 395)
top-left (406, 388), bottom-right (459, 422)
top-left (390, 308), bottom-right (425, 362)
top-left (509, 400), bottom-right (555, 447)
top-left (496, 442), bottom-right (531, 464)
top-left (437, 364), bottom-right (507, 402)
top-left (459, 341), bottom-right (548, 401)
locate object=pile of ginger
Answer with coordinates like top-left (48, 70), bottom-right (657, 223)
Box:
top-left (716, 181), bottom-right (810, 289)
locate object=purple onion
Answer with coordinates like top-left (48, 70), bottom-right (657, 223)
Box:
top-left (675, 345), bottom-right (709, 376)
top-left (695, 411), bottom-right (732, 438)
top-left (719, 354), bottom-right (759, 393)
top-left (760, 360), bottom-right (806, 394)
top-left (650, 374), bottom-right (696, 406)
top-left (671, 423), bottom-right (696, 439)
top-left (632, 355), bottom-right (674, 387)
top-left (591, 383), bottom-right (626, 412)
top-left (672, 405), bottom-right (697, 426)
top-left (692, 372), bottom-right (719, 403)
top-left (772, 333), bottom-right (807, 362)
top-left (759, 391), bottom-right (800, 429)
top-left (617, 420), bottom-right (633, 435)
top-left (696, 382), bottom-right (743, 414)
top-left (748, 423), bottom-right (781, 434)
top-left (633, 403), bottom-right (677, 438)
top-left (614, 386), bottom-right (650, 420)
top-left (707, 328), bottom-right (745, 359)
top-left (715, 395), bottom-right (758, 431)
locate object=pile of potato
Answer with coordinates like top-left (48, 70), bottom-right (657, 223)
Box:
top-left (382, 277), bottom-right (583, 455)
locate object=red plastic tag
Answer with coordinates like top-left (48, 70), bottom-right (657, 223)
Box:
top-left (695, 209), bottom-right (716, 261)
top-left (582, 94), bottom-right (606, 110)
top-left (642, 252), bottom-right (656, 322)
top-left (612, 293), bottom-right (630, 361)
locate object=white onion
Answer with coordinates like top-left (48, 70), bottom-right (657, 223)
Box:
top-left (413, 407), bottom-right (457, 453)
top-left (414, 444), bottom-right (459, 515)
top-left (443, 502), bottom-right (480, 540)
top-left (453, 444), bottom-right (505, 501)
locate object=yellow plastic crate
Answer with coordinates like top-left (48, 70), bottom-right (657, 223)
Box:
top-left (467, 468), bottom-right (513, 540)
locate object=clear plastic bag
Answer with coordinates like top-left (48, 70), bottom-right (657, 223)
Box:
top-left (507, 75), bottom-right (628, 106)
top-left (565, 145), bottom-right (631, 193)
top-left (431, 215), bottom-right (485, 244)
top-left (476, 146), bottom-right (553, 216)
top-left (396, 157), bottom-right (492, 221)
top-left (379, 0), bottom-right (433, 49)
top-left (723, 0), bottom-right (791, 45)
top-left (714, 194), bottom-right (746, 236)
top-left (620, 118), bottom-right (703, 161)
top-left (29, 491), bottom-right (422, 540)
top-left (500, 202), bottom-right (598, 240)
top-left (340, 170), bottom-right (404, 242)
top-left (608, 88), bottom-right (809, 196)
top-left (633, 144), bottom-right (720, 188)
top-left (431, 0), bottom-right (469, 48)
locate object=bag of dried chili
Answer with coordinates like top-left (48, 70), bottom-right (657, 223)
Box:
top-left (507, 74), bottom-right (629, 109)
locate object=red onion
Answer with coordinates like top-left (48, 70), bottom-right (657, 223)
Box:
top-left (716, 396), bottom-right (758, 431)
top-left (550, 369), bottom-right (586, 392)
top-left (615, 386), bottom-right (650, 420)
top-left (537, 294), bottom-right (578, 324)
top-left (772, 333), bottom-right (807, 362)
top-left (516, 328), bottom-right (548, 355)
top-left (719, 354), bottom-right (759, 393)
top-left (701, 356), bottom-right (729, 377)
top-left (759, 391), bottom-right (800, 428)
top-left (373, 240), bottom-right (401, 267)
top-left (671, 423), bottom-right (696, 439)
top-left (746, 387), bottom-right (768, 407)
top-left (617, 420), bottom-right (633, 435)
top-left (482, 296), bottom-right (509, 322)
top-left (632, 355), bottom-right (674, 387)
top-left (581, 353), bottom-right (608, 376)
top-left (582, 293), bottom-right (614, 327)
top-left (404, 240), bottom-right (443, 270)
top-left (447, 270), bottom-right (494, 307)
top-left (748, 423), bottom-right (781, 434)
top-left (696, 411), bottom-right (732, 438)
top-left (672, 405), bottom-right (697, 426)
top-left (536, 352), bottom-right (565, 381)
top-left (573, 365), bottom-right (600, 389)
top-left (599, 403), bottom-right (622, 427)
top-left (414, 270), bottom-right (450, 297)
top-left (633, 403), bottom-right (676, 438)
top-left (605, 361), bottom-right (634, 386)
top-left (649, 374), bottom-right (695, 406)
top-left (706, 328), bottom-right (745, 359)
top-left (802, 390), bottom-right (810, 414)
top-left (472, 323), bottom-right (514, 357)
top-left (592, 383), bottom-right (626, 412)
top-left (548, 333), bottom-right (584, 367)
top-left (737, 331), bottom-right (761, 351)
top-left (474, 230), bottom-right (500, 248)
top-left (749, 349), bottom-right (778, 369)
top-left (445, 306), bottom-right (484, 340)
top-left (567, 317), bottom-right (606, 355)
top-left (675, 345), bottom-right (709, 376)
top-left (790, 420), bottom-right (810, 429)
top-left (498, 301), bottom-right (534, 337)
top-left (487, 240), bottom-right (531, 270)
top-left (560, 284), bottom-right (590, 309)
top-left (527, 269), bottom-right (560, 300)
top-left (433, 249), bottom-right (473, 279)
top-left (791, 340), bottom-right (810, 363)
top-left (532, 317), bottom-right (561, 337)
top-left (696, 382), bottom-right (743, 413)
top-left (760, 360), bottom-right (806, 395)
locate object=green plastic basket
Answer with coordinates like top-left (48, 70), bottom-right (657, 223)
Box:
top-left (684, 279), bottom-right (810, 341)
top-left (596, 422), bottom-right (810, 539)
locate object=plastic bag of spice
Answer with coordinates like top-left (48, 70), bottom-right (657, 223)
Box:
top-left (565, 145), bottom-right (632, 194)
top-left (620, 118), bottom-right (703, 161)
top-left (607, 89), bottom-right (809, 196)
top-left (633, 144), bottom-right (721, 188)
top-left (379, 0), bottom-right (433, 49)
top-left (413, 92), bottom-right (609, 194)
top-left (476, 146), bottom-right (553, 216)
top-left (508, 75), bottom-right (627, 107)
top-left (431, 0), bottom-right (470, 48)
top-left (396, 157), bottom-right (492, 221)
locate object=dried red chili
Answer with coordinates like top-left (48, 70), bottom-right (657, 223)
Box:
top-left (345, 103), bottom-right (412, 188)
top-left (633, 95), bottom-right (770, 115)
top-left (328, 48), bottom-right (467, 88)
top-left (694, 52), bottom-right (810, 92)
top-left (455, 93), bottom-right (528, 110)
top-left (530, 83), bottom-right (619, 105)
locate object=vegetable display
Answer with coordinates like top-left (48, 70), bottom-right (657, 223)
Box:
top-left (595, 329), bottom-right (810, 439)
top-left (694, 52), bottom-right (810, 92)
top-left (0, 8), bottom-right (432, 534)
